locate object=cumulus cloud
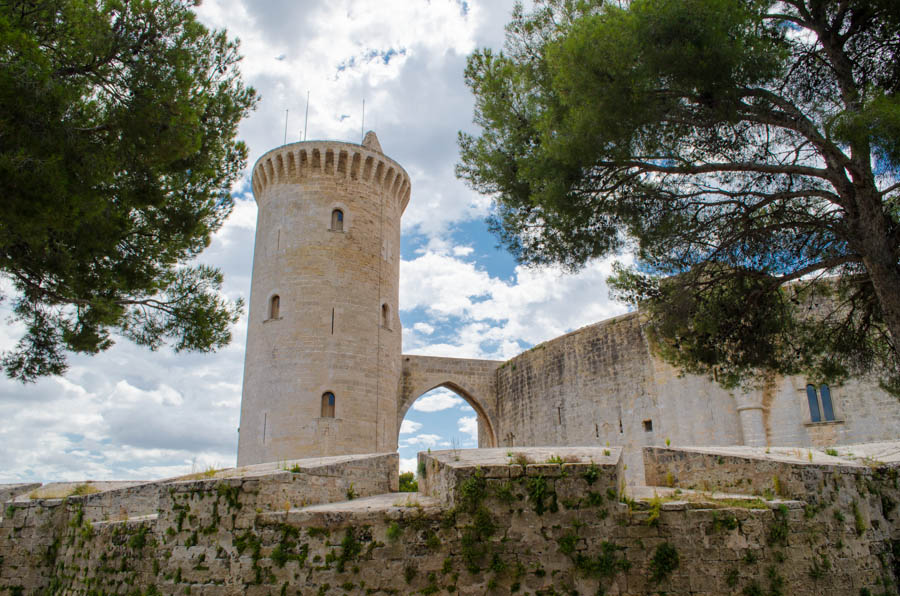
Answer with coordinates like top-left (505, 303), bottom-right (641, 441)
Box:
top-left (399, 420), bottom-right (423, 435)
top-left (458, 416), bottom-right (478, 442)
top-left (400, 250), bottom-right (632, 359)
top-left (411, 389), bottom-right (465, 412)
top-left (399, 457), bottom-right (418, 474)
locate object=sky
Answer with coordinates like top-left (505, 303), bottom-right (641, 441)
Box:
top-left (0, 0), bottom-right (631, 483)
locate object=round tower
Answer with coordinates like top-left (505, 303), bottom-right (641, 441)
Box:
top-left (237, 132), bottom-right (409, 466)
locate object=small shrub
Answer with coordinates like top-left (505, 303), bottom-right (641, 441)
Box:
top-left (825, 448), bottom-right (839, 457)
top-left (582, 463), bottom-right (601, 485)
top-left (386, 522), bottom-right (402, 542)
top-left (345, 484), bottom-right (357, 501)
top-left (852, 501), bottom-right (866, 536)
top-left (767, 504), bottom-right (789, 546)
top-left (649, 542), bottom-right (679, 583)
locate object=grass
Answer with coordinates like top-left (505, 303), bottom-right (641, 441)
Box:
top-left (30, 483), bottom-right (101, 499)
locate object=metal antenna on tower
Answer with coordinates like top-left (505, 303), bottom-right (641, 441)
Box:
top-left (283, 109), bottom-right (289, 145)
top-left (303, 90), bottom-right (310, 141)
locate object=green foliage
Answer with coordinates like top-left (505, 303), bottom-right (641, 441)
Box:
top-left (0, 0), bottom-right (257, 381)
top-left (346, 484), bottom-right (357, 501)
top-left (458, 0), bottom-right (900, 393)
top-left (767, 504), bottom-right (790, 546)
top-left (127, 525), bottom-right (150, 551)
top-left (649, 542), bottom-right (679, 583)
top-left (386, 522), bottom-right (402, 542)
top-left (527, 475), bottom-right (557, 515)
top-left (582, 463), bottom-right (600, 486)
top-left (852, 501), bottom-right (867, 536)
top-left (398, 472), bottom-right (418, 493)
top-left (336, 528), bottom-right (362, 573)
top-left (570, 540), bottom-right (631, 582)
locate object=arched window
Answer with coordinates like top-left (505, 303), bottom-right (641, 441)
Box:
top-left (321, 392), bottom-right (335, 418)
top-left (269, 295), bottom-right (280, 320)
top-left (806, 383), bottom-right (836, 422)
top-left (806, 384), bottom-right (821, 422)
top-left (819, 384), bottom-right (835, 421)
top-left (381, 303), bottom-right (391, 329)
top-left (331, 209), bottom-right (344, 231)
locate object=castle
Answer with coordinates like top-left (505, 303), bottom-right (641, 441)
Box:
top-left (237, 132), bottom-right (900, 480)
top-left (2, 133), bottom-right (899, 595)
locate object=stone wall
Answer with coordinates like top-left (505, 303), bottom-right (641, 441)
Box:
top-left (489, 312), bottom-right (900, 483)
top-left (0, 485), bottom-right (40, 506)
top-left (398, 355), bottom-right (502, 447)
top-left (2, 447), bottom-right (898, 595)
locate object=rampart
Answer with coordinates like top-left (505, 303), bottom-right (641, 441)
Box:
top-left (2, 445), bottom-right (898, 595)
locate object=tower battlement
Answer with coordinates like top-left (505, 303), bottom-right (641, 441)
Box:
top-left (251, 139), bottom-right (411, 213)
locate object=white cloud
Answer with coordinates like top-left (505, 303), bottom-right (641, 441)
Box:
top-left (399, 433), bottom-right (442, 448)
top-left (411, 389), bottom-right (465, 412)
top-left (400, 251), bottom-right (632, 359)
top-left (399, 457), bottom-right (418, 474)
top-left (412, 322), bottom-right (435, 335)
top-left (458, 416), bottom-right (478, 441)
top-left (399, 420), bottom-right (423, 435)
top-left (452, 246), bottom-right (474, 257)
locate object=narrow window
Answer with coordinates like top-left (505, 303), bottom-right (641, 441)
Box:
top-left (820, 384), bottom-right (835, 421)
top-left (269, 295), bottom-right (280, 319)
top-left (381, 303), bottom-right (390, 329)
top-left (331, 209), bottom-right (344, 231)
top-left (321, 392), bottom-right (335, 418)
top-left (643, 419), bottom-right (653, 432)
top-left (806, 384), bottom-right (821, 423)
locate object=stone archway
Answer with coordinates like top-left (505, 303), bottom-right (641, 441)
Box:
top-left (397, 355), bottom-right (502, 448)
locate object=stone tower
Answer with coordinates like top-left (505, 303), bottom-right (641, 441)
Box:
top-left (237, 132), bottom-right (410, 466)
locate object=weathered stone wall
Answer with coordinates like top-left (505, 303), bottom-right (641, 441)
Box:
top-left (0, 485), bottom-right (40, 506)
top-left (2, 447), bottom-right (898, 595)
top-left (491, 312), bottom-right (900, 483)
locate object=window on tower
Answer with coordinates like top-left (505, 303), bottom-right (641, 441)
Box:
top-left (331, 209), bottom-right (344, 232)
top-left (381, 303), bottom-right (391, 330)
top-left (268, 295), bottom-right (280, 320)
top-left (321, 392), bottom-right (335, 418)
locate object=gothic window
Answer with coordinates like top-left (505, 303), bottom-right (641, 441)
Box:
top-left (269, 295), bottom-right (280, 320)
top-left (806, 384), bottom-right (836, 422)
top-left (321, 392), bottom-right (335, 418)
top-left (331, 209), bottom-right (344, 231)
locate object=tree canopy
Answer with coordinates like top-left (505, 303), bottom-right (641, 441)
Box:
top-left (0, 0), bottom-right (257, 381)
top-left (458, 0), bottom-right (900, 394)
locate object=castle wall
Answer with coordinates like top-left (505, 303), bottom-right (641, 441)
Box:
top-left (492, 311), bottom-right (900, 483)
top-left (238, 135), bottom-right (409, 465)
top-left (2, 447), bottom-right (897, 595)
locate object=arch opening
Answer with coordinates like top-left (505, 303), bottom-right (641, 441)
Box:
top-left (396, 383), bottom-right (498, 477)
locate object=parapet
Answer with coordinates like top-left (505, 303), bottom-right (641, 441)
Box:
top-left (250, 136), bottom-right (411, 214)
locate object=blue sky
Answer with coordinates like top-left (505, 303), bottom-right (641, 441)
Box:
top-left (0, 0), bottom-right (631, 483)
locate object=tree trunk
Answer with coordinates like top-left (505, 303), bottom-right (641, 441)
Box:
top-left (854, 191), bottom-right (900, 361)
